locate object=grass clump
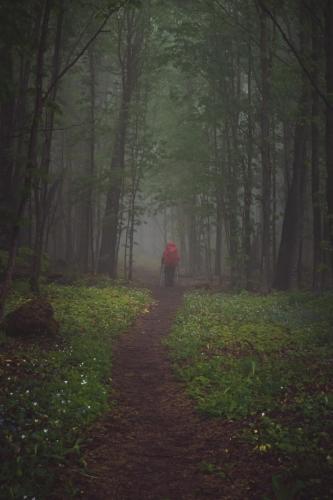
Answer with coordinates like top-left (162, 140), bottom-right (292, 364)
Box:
top-left (167, 291), bottom-right (333, 499)
top-left (0, 282), bottom-right (150, 499)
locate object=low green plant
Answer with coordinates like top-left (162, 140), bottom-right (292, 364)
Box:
top-left (199, 460), bottom-right (227, 478)
top-left (0, 247), bottom-right (49, 275)
top-left (167, 291), bottom-right (333, 498)
top-left (0, 282), bottom-right (150, 499)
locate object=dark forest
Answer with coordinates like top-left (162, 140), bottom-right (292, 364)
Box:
top-left (0, 1), bottom-right (332, 498)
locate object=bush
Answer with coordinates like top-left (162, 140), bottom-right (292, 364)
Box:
top-left (0, 246), bottom-right (49, 276)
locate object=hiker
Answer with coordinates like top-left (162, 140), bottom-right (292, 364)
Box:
top-left (161, 241), bottom-right (180, 286)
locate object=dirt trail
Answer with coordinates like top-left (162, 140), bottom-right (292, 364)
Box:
top-left (76, 286), bottom-right (273, 500)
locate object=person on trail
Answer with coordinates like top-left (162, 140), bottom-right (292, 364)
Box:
top-left (161, 241), bottom-right (180, 287)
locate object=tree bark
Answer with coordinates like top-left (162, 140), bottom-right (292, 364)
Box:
top-left (325, 0), bottom-right (333, 276)
top-left (98, 10), bottom-right (143, 277)
top-left (215, 193), bottom-right (223, 281)
top-left (243, 37), bottom-right (253, 289)
top-left (258, 4), bottom-right (272, 290)
top-left (0, 45), bottom-right (15, 247)
top-left (31, 0), bottom-right (64, 293)
top-left (273, 3), bottom-right (309, 290)
top-left (311, 6), bottom-right (323, 289)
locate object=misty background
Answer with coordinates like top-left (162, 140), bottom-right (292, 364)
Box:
top-left (1, 0), bottom-right (333, 313)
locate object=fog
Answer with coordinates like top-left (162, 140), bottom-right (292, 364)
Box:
top-left (1, 0), bottom-right (333, 310)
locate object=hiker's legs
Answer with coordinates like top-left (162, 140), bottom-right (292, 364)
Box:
top-left (164, 266), bottom-right (175, 286)
top-left (164, 266), bottom-right (171, 286)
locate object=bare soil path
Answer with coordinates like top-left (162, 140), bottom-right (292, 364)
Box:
top-left (76, 286), bottom-right (274, 500)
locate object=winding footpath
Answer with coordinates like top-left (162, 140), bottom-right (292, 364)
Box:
top-left (75, 286), bottom-right (273, 500)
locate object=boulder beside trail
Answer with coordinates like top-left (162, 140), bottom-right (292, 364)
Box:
top-left (2, 298), bottom-right (59, 337)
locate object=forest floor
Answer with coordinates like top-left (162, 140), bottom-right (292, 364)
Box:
top-left (74, 284), bottom-right (276, 500)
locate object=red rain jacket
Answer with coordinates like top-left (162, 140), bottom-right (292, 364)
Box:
top-left (163, 242), bottom-right (180, 267)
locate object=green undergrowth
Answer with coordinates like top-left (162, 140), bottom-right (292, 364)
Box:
top-left (0, 281), bottom-right (151, 499)
top-left (167, 291), bottom-right (333, 499)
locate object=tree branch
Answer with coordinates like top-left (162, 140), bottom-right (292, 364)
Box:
top-left (213, 0), bottom-right (291, 67)
top-left (257, 0), bottom-right (331, 108)
top-left (43, 1), bottom-right (131, 103)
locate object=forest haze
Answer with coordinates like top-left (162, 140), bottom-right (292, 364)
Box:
top-left (1, 0), bottom-right (333, 314)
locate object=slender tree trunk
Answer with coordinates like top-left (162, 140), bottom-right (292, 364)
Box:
top-left (89, 46), bottom-right (96, 272)
top-left (31, 1), bottom-right (64, 293)
top-left (225, 121), bottom-right (239, 287)
top-left (206, 208), bottom-right (212, 280)
top-left (283, 119), bottom-right (292, 198)
top-left (11, 57), bottom-right (32, 211)
top-left (98, 85), bottom-right (131, 276)
top-left (177, 205), bottom-right (187, 274)
top-left (0, 47), bottom-right (16, 247)
top-left (98, 11), bottom-right (142, 277)
top-left (123, 209), bottom-right (130, 278)
top-left (325, 0), bottom-right (333, 277)
top-left (272, 120), bottom-right (277, 269)
top-left (128, 195), bottom-right (136, 281)
top-left (127, 91), bottom-right (146, 281)
top-left (188, 202), bottom-right (198, 276)
top-left (213, 117), bottom-right (223, 281)
top-left (78, 44), bottom-right (97, 274)
top-left (215, 193), bottom-right (223, 281)
top-left (243, 38), bottom-right (253, 289)
top-left (259, 5), bottom-right (272, 290)
top-left (311, 7), bottom-right (322, 289)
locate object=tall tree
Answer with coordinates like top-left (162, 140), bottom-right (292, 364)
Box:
top-left (324, 0), bottom-right (333, 275)
top-left (258, 2), bottom-right (272, 289)
top-left (31, 0), bottom-right (65, 294)
top-left (311, 3), bottom-right (322, 289)
top-left (274, 1), bottom-right (310, 290)
top-left (99, 6), bottom-right (145, 277)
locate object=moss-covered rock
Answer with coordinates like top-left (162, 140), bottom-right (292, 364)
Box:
top-left (2, 298), bottom-right (59, 337)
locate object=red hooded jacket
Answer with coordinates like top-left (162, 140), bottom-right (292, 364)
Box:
top-left (163, 242), bottom-right (180, 267)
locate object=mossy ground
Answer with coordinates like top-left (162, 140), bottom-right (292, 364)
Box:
top-left (167, 291), bottom-right (333, 499)
top-left (0, 280), bottom-right (151, 499)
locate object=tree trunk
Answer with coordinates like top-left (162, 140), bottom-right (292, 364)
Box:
top-left (243, 37), bottom-right (253, 289)
top-left (259, 5), bottom-right (272, 290)
top-left (311, 7), bottom-right (323, 290)
top-left (283, 119), bottom-right (292, 198)
top-left (98, 10), bottom-right (142, 277)
top-left (188, 202), bottom-right (198, 276)
top-left (215, 193), bottom-right (223, 281)
top-left (0, 46), bottom-right (15, 248)
top-left (128, 196), bottom-right (135, 281)
top-left (272, 120), bottom-right (277, 269)
top-left (89, 46), bottom-right (96, 272)
top-left (77, 44), bottom-right (97, 274)
top-left (325, 0), bottom-right (333, 277)
top-left (31, 1), bottom-right (64, 293)
top-left (273, 3), bottom-right (309, 290)
top-left (98, 102), bottom-right (130, 277)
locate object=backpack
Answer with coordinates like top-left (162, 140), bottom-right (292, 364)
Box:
top-left (163, 243), bottom-right (180, 267)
